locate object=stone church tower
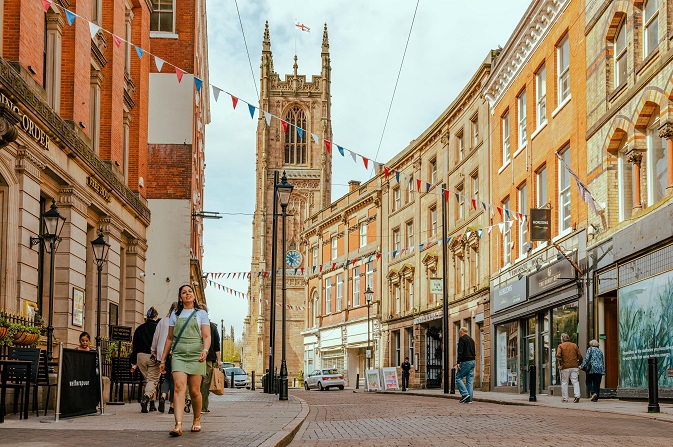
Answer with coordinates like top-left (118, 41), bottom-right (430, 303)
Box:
top-left (242, 23), bottom-right (332, 378)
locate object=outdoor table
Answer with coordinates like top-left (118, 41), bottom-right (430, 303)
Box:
top-left (0, 359), bottom-right (32, 422)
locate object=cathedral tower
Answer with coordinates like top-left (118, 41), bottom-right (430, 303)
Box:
top-left (242, 23), bottom-right (332, 377)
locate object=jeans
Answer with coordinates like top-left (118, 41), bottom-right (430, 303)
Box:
top-left (560, 368), bottom-right (580, 400)
top-left (586, 373), bottom-right (603, 400)
top-left (455, 360), bottom-right (476, 400)
top-left (160, 356), bottom-right (174, 403)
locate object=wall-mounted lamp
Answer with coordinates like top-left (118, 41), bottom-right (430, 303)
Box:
top-left (79, 121), bottom-right (86, 129)
top-left (114, 161), bottom-right (120, 167)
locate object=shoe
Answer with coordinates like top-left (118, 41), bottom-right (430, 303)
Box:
top-left (202, 409), bottom-right (210, 413)
top-left (573, 397), bottom-right (580, 403)
top-left (158, 396), bottom-right (165, 413)
top-left (591, 394), bottom-right (598, 402)
top-left (184, 398), bottom-right (191, 413)
top-left (140, 395), bottom-right (149, 413)
top-left (465, 400), bottom-right (473, 404)
top-left (459, 395), bottom-right (470, 403)
top-left (168, 407), bottom-right (174, 414)
top-left (149, 400), bottom-right (156, 412)
top-left (562, 398), bottom-right (568, 403)
top-left (169, 422), bottom-right (182, 437)
top-left (191, 418), bottom-right (202, 432)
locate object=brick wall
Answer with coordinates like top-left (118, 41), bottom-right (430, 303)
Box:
top-left (146, 143), bottom-right (192, 199)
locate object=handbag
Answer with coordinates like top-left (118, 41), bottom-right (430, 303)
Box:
top-left (210, 367), bottom-right (225, 395)
top-left (166, 309), bottom-right (198, 367)
top-left (583, 348), bottom-right (592, 373)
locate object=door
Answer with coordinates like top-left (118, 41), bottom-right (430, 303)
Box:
top-left (479, 324), bottom-right (484, 388)
top-left (426, 326), bottom-right (443, 388)
top-left (603, 296), bottom-right (619, 388)
top-left (521, 316), bottom-right (536, 393)
top-left (540, 311), bottom-right (551, 392)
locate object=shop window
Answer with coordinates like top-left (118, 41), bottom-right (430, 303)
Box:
top-left (394, 331), bottom-right (401, 367)
top-left (552, 302), bottom-right (579, 385)
top-left (109, 302), bottom-right (119, 326)
top-left (496, 321), bottom-right (519, 387)
top-left (407, 329), bottom-right (414, 364)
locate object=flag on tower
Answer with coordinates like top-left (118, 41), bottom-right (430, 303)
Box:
top-left (295, 22), bottom-right (310, 32)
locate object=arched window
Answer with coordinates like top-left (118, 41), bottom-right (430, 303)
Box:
top-left (284, 107), bottom-right (307, 165)
top-left (646, 112), bottom-right (667, 205)
top-left (643, 0), bottom-right (659, 57)
top-left (616, 138), bottom-right (634, 222)
top-left (312, 290), bottom-right (319, 327)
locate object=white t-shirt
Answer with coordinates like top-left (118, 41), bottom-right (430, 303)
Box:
top-left (169, 308), bottom-right (209, 335)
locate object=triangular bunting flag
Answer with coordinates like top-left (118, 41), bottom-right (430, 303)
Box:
top-left (65, 9), bottom-right (76, 26)
top-left (455, 193), bottom-right (460, 203)
top-left (112, 34), bottom-right (123, 48)
top-left (384, 167), bottom-right (390, 178)
top-left (338, 145), bottom-right (345, 157)
top-left (482, 201), bottom-right (487, 211)
top-left (505, 209), bottom-right (511, 220)
top-left (488, 226), bottom-right (493, 236)
top-left (154, 56), bottom-right (165, 71)
top-left (373, 161), bottom-right (379, 172)
top-left (497, 207), bottom-right (503, 218)
top-left (393, 250), bottom-right (398, 258)
top-left (194, 77), bottom-right (203, 92)
top-left (362, 157), bottom-right (369, 169)
top-left (281, 120), bottom-right (288, 133)
top-left (472, 199), bottom-right (477, 210)
top-left (498, 222), bottom-right (505, 233)
top-left (419, 244), bottom-right (424, 251)
top-left (212, 86), bottom-right (221, 102)
top-left (350, 150), bottom-right (357, 162)
top-left (376, 253), bottom-right (382, 259)
top-left (248, 103), bottom-right (255, 118)
top-left (311, 133), bottom-right (319, 144)
top-left (477, 229), bottom-right (483, 238)
top-left (331, 263), bottom-right (336, 270)
top-left (324, 140), bottom-right (332, 154)
top-left (395, 171), bottom-right (400, 183)
top-left (264, 111), bottom-right (272, 126)
top-left (297, 128), bottom-right (304, 140)
top-left (41, 0), bottom-right (51, 13)
top-left (444, 189), bottom-right (450, 202)
top-left (89, 22), bottom-right (101, 40)
top-left (426, 183), bottom-right (431, 193)
top-left (416, 179), bottom-right (422, 192)
top-left (231, 95), bottom-right (239, 109)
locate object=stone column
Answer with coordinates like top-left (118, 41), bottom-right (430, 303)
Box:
top-left (658, 121), bottom-right (673, 194)
top-left (124, 238), bottom-right (146, 326)
top-left (627, 151), bottom-right (643, 212)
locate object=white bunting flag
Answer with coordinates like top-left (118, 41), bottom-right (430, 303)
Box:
top-left (264, 111), bottom-right (272, 126)
top-left (311, 133), bottom-right (319, 144)
top-left (350, 150), bottom-right (357, 163)
top-left (89, 22), bottom-right (100, 39)
top-left (212, 86), bottom-right (222, 102)
top-left (155, 56), bottom-right (165, 72)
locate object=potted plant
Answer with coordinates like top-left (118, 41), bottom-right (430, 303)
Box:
top-left (12, 323), bottom-right (41, 347)
top-left (0, 315), bottom-right (9, 341)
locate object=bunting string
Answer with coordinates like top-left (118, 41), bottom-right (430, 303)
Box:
top-left (206, 279), bottom-right (305, 310)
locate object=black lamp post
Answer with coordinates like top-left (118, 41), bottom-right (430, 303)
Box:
top-left (30, 199), bottom-right (67, 362)
top-left (365, 286), bottom-right (373, 370)
top-left (90, 230), bottom-right (110, 349)
top-left (276, 172), bottom-right (293, 401)
top-left (267, 171), bottom-right (279, 393)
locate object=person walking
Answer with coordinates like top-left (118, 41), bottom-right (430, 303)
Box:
top-left (556, 333), bottom-right (583, 403)
top-left (455, 327), bottom-right (476, 403)
top-left (159, 285), bottom-right (211, 437)
top-left (200, 311), bottom-right (221, 413)
top-left (131, 307), bottom-right (161, 413)
top-left (152, 302), bottom-right (178, 413)
top-left (580, 339), bottom-right (605, 402)
top-left (400, 357), bottom-right (411, 391)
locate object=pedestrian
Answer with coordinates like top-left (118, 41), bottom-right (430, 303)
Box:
top-left (152, 302), bottom-right (179, 413)
top-left (159, 284), bottom-right (211, 437)
top-left (131, 307), bottom-right (161, 413)
top-left (556, 332), bottom-right (583, 403)
top-left (580, 339), bottom-right (605, 402)
top-left (199, 307), bottom-right (221, 413)
top-left (401, 356), bottom-right (411, 391)
top-left (78, 331), bottom-right (92, 351)
top-left (455, 327), bottom-right (476, 403)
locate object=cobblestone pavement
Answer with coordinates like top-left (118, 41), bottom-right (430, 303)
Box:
top-left (289, 389), bottom-right (673, 447)
top-left (0, 389), bottom-right (303, 447)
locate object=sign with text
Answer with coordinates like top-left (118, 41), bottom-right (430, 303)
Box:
top-left (530, 208), bottom-right (551, 241)
top-left (382, 367), bottom-right (400, 391)
top-left (529, 259), bottom-right (576, 297)
top-left (365, 369), bottom-right (381, 392)
top-left (491, 277), bottom-right (527, 313)
top-left (109, 325), bottom-right (132, 342)
top-left (59, 348), bottom-right (98, 418)
top-left (429, 278), bottom-right (443, 295)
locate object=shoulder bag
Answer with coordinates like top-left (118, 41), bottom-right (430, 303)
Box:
top-left (583, 347), bottom-right (592, 373)
top-left (166, 309), bottom-right (198, 368)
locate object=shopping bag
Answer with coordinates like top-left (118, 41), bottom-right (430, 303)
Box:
top-left (210, 367), bottom-right (225, 395)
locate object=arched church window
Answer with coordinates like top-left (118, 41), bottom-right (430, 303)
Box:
top-left (285, 107), bottom-right (307, 165)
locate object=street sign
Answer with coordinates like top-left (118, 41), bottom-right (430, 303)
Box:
top-left (109, 325), bottom-right (132, 342)
top-left (366, 349), bottom-right (371, 359)
top-left (430, 278), bottom-right (443, 295)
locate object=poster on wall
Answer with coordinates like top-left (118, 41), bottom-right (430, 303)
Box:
top-left (381, 367), bottom-right (399, 390)
top-left (72, 287), bottom-right (85, 327)
top-left (497, 330), bottom-right (508, 386)
top-left (365, 369), bottom-right (381, 392)
top-left (619, 269), bottom-right (673, 389)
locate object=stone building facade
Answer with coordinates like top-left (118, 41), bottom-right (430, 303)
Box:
top-left (242, 23), bottom-right (333, 378)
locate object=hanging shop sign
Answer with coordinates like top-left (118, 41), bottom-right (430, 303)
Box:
top-left (0, 92), bottom-right (50, 150)
top-left (429, 278), bottom-right (443, 295)
top-left (529, 259), bottom-right (576, 297)
top-left (530, 208), bottom-right (551, 241)
top-left (87, 176), bottom-right (112, 202)
top-left (491, 277), bottom-right (527, 313)
top-left (109, 325), bottom-right (132, 342)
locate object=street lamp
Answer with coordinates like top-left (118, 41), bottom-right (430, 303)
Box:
top-left (30, 199), bottom-right (67, 362)
top-left (365, 286), bottom-right (374, 370)
top-left (90, 230), bottom-right (110, 349)
top-left (277, 172), bottom-right (293, 401)
top-left (267, 171), bottom-right (280, 393)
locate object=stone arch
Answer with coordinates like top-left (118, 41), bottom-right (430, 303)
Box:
top-left (661, 68), bottom-right (673, 118)
top-left (602, 1), bottom-right (630, 41)
top-left (604, 115), bottom-right (634, 154)
top-left (632, 87), bottom-right (667, 130)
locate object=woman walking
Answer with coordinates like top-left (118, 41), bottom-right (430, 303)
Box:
top-left (580, 339), bottom-right (605, 402)
top-left (159, 285), bottom-right (211, 436)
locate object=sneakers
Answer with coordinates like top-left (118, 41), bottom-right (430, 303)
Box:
top-left (168, 407), bottom-right (174, 414)
top-left (591, 394), bottom-right (598, 402)
top-left (573, 397), bottom-right (580, 403)
top-left (158, 396), bottom-right (165, 413)
top-left (149, 400), bottom-right (156, 412)
top-left (140, 395), bottom-right (149, 413)
top-left (562, 398), bottom-right (568, 402)
top-left (459, 395), bottom-right (471, 403)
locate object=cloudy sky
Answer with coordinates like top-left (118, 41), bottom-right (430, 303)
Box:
top-left (202, 0), bottom-right (531, 341)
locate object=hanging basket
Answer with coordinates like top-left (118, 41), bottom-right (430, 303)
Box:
top-left (13, 331), bottom-right (40, 346)
top-left (0, 326), bottom-right (7, 340)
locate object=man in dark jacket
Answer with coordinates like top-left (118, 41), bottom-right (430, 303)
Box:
top-left (455, 327), bottom-right (476, 403)
top-left (400, 357), bottom-right (411, 391)
top-left (130, 307), bottom-right (160, 413)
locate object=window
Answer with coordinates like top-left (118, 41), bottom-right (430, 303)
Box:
top-left (430, 159), bottom-right (437, 184)
top-left (457, 184), bottom-right (465, 220)
top-left (614, 22), bottom-right (627, 87)
top-left (536, 64), bottom-right (546, 126)
top-left (470, 247), bottom-right (478, 288)
top-left (353, 267), bottom-right (360, 306)
top-left (359, 221), bottom-right (367, 247)
top-left (536, 166), bottom-right (547, 207)
top-left (429, 207), bottom-right (437, 237)
top-left (643, 0), bottom-right (659, 57)
top-left (393, 187), bottom-right (401, 211)
top-left (395, 331), bottom-right (401, 366)
top-left (393, 228), bottom-right (401, 251)
top-left (618, 145), bottom-right (633, 222)
top-left (407, 177), bottom-right (414, 202)
top-left (150, 0), bottom-right (173, 32)
top-left (646, 116), bottom-right (668, 205)
top-left (455, 256), bottom-right (464, 294)
top-left (557, 35), bottom-right (570, 103)
top-left (365, 262), bottom-right (374, 291)
top-left (312, 246), bottom-right (318, 268)
top-left (406, 221), bottom-right (414, 248)
top-left (336, 274), bottom-right (343, 312)
top-left (331, 237), bottom-right (338, 260)
top-left (471, 115), bottom-right (479, 146)
top-left (124, 5), bottom-right (132, 74)
top-left (518, 183), bottom-right (528, 256)
top-left (503, 197), bottom-right (511, 266)
top-left (558, 148), bottom-right (571, 232)
top-left (325, 278), bottom-right (332, 314)
top-left (408, 329), bottom-right (414, 364)
top-left (312, 291), bottom-right (319, 325)
top-left (457, 130), bottom-right (464, 162)
top-left (472, 174), bottom-right (479, 206)
top-left (518, 90), bottom-right (527, 148)
top-left (284, 107), bottom-right (307, 165)
top-left (502, 111), bottom-right (511, 162)
top-left (407, 281), bottom-right (414, 310)
top-left (395, 285), bottom-right (401, 313)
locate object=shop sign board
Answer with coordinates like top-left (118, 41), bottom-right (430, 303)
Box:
top-left (530, 208), bottom-right (551, 241)
top-left (491, 277), bottom-right (527, 313)
top-left (529, 260), bottom-right (576, 296)
top-left (413, 310), bottom-right (443, 325)
top-left (0, 92), bottom-right (50, 149)
top-left (382, 367), bottom-right (399, 390)
top-left (365, 369), bottom-right (381, 392)
top-left (429, 278), bottom-right (443, 295)
top-left (109, 325), bottom-right (132, 342)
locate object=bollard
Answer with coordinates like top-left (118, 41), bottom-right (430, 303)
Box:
top-left (450, 367), bottom-right (456, 394)
top-left (648, 357), bottom-right (660, 413)
top-left (263, 369), bottom-right (269, 393)
top-left (356, 373), bottom-right (360, 389)
top-left (252, 371), bottom-right (255, 391)
top-left (529, 365), bottom-right (537, 402)
top-left (231, 371), bottom-right (235, 390)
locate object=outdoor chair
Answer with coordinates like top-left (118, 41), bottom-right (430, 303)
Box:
top-left (32, 349), bottom-right (57, 416)
top-left (4, 347), bottom-right (40, 419)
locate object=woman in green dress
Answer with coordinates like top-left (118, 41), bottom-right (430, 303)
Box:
top-left (159, 284), bottom-right (211, 436)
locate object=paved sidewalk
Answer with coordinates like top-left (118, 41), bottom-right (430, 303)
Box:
top-left (381, 388), bottom-right (673, 423)
top-left (0, 388), bottom-right (307, 447)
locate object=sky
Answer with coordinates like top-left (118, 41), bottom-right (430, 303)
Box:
top-left (202, 0), bottom-right (532, 341)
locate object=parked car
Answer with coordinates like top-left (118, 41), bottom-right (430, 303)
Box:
top-left (304, 369), bottom-right (344, 391)
top-left (224, 367), bottom-right (250, 389)
top-left (221, 361), bottom-right (236, 371)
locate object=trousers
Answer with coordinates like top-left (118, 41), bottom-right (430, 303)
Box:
top-left (137, 352), bottom-right (161, 399)
top-left (560, 368), bottom-right (580, 400)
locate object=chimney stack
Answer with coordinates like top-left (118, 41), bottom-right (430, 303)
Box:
top-left (348, 180), bottom-right (361, 192)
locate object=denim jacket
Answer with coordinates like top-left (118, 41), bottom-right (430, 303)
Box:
top-left (580, 346), bottom-right (605, 375)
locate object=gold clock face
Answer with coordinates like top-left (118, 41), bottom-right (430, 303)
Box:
top-left (286, 249), bottom-right (302, 267)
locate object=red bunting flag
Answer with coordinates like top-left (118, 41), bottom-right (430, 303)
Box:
top-left (331, 263), bottom-right (336, 270)
top-left (41, 0), bottom-right (51, 12)
top-left (175, 67), bottom-right (185, 83)
top-left (444, 189), bottom-right (450, 202)
top-left (497, 207), bottom-right (503, 218)
top-left (324, 140), bottom-right (332, 154)
top-left (319, 265), bottom-right (323, 272)
top-left (416, 179), bottom-right (422, 192)
top-left (112, 34), bottom-right (123, 48)
top-left (231, 95), bottom-right (238, 109)
top-left (362, 157), bottom-right (369, 169)
top-left (376, 253), bottom-right (382, 259)
top-left (472, 199), bottom-right (477, 210)
top-left (281, 120), bottom-right (288, 134)
top-left (456, 234), bottom-right (462, 243)
top-left (384, 166), bottom-right (390, 178)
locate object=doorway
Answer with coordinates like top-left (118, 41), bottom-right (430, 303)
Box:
top-left (539, 311), bottom-right (551, 392)
top-left (521, 316), bottom-right (536, 393)
top-left (602, 296), bottom-right (618, 388)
